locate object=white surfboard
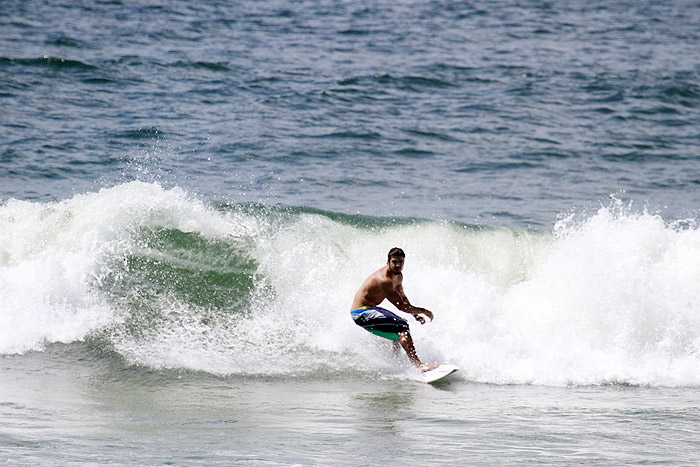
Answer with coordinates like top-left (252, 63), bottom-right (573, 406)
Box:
top-left (421, 364), bottom-right (459, 383)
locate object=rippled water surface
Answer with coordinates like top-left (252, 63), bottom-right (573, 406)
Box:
top-left (3, 0), bottom-right (700, 226)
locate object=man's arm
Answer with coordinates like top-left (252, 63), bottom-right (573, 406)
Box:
top-left (384, 286), bottom-right (434, 324)
top-left (396, 282), bottom-right (408, 303)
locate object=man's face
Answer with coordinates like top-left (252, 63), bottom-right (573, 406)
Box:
top-left (388, 256), bottom-right (404, 274)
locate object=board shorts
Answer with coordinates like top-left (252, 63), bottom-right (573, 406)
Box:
top-left (351, 306), bottom-right (409, 342)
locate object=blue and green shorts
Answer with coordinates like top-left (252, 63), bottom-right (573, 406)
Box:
top-left (351, 306), bottom-right (409, 341)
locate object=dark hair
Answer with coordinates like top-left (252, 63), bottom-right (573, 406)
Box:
top-left (387, 247), bottom-right (405, 261)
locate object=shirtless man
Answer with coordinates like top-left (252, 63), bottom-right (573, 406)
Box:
top-left (350, 247), bottom-right (437, 372)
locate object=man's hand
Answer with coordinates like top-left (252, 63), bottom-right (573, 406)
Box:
top-left (412, 308), bottom-right (433, 324)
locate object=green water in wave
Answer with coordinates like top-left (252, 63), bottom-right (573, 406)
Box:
top-left (99, 227), bottom-right (262, 339)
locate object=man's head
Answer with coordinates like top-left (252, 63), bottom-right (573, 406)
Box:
top-left (387, 247), bottom-right (405, 274)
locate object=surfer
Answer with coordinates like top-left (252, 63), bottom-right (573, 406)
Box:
top-left (350, 247), bottom-right (438, 372)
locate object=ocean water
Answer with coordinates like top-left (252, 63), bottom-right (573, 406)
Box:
top-left (2, 0), bottom-right (700, 465)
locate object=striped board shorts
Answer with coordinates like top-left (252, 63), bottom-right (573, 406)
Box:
top-left (350, 306), bottom-right (409, 341)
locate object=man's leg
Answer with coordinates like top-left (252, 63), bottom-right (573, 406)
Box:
top-left (398, 331), bottom-right (437, 372)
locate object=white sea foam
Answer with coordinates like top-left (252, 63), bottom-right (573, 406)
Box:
top-left (425, 205), bottom-right (700, 386)
top-left (0, 182), bottom-right (238, 354)
top-left (3, 183), bottom-right (700, 386)
top-left (230, 202), bottom-right (700, 386)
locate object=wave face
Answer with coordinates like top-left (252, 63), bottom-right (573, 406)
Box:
top-left (2, 182), bottom-right (700, 386)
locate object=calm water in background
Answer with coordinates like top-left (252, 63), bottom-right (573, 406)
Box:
top-left (3, 0), bottom-right (700, 465)
top-left (3, 0), bottom-right (700, 227)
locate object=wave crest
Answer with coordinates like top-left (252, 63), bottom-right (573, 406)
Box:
top-left (3, 183), bottom-right (700, 386)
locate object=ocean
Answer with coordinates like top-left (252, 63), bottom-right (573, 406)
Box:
top-left (2, 0), bottom-right (700, 465)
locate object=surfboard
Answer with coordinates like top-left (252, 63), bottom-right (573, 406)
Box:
top-left (421, 364), bottom-right (459, 383)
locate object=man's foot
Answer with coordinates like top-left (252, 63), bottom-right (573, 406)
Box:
top-left (419, 363), bottom-right (439, 373)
